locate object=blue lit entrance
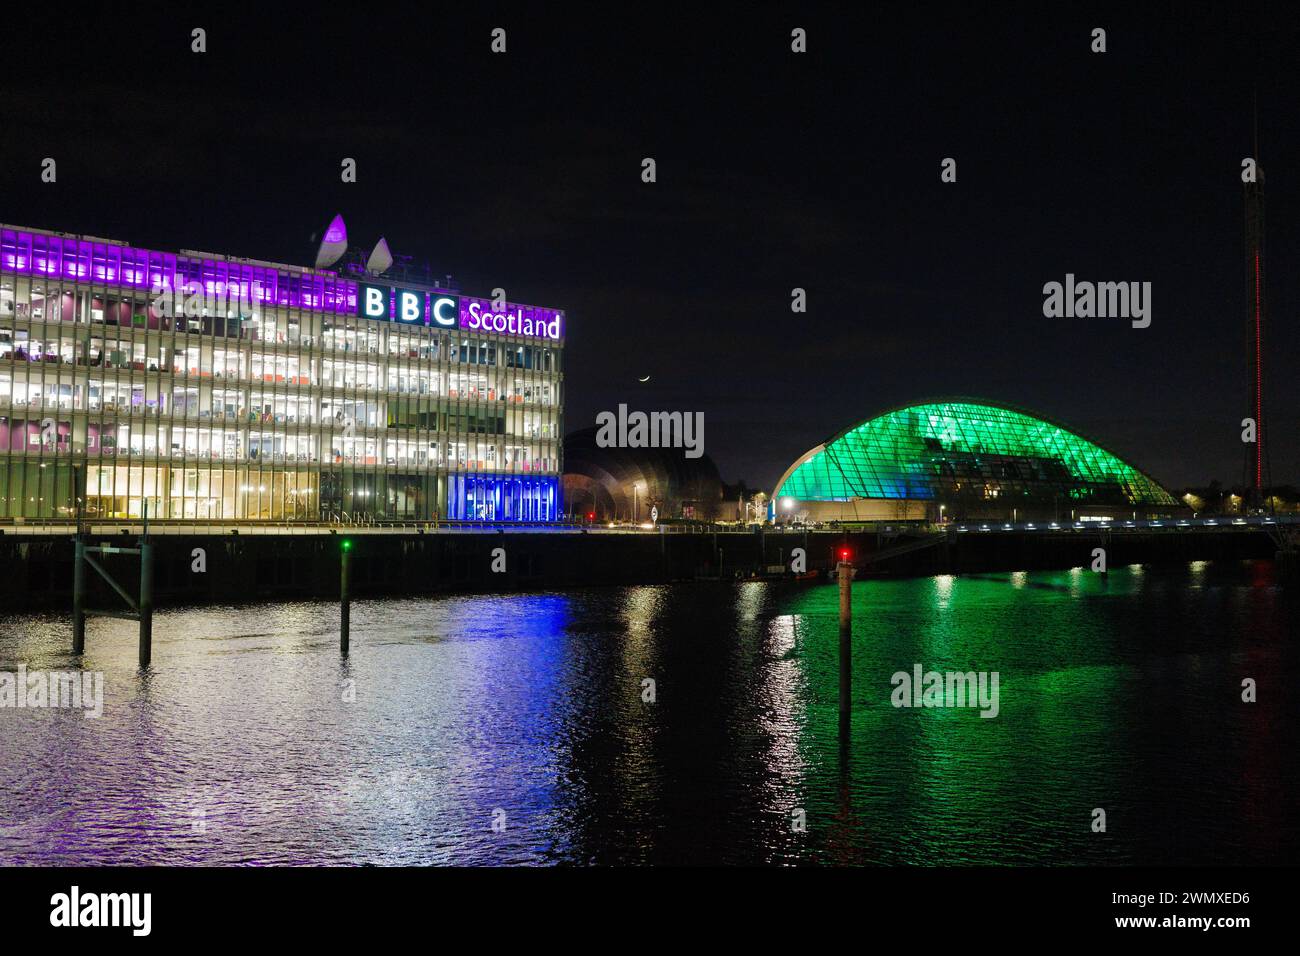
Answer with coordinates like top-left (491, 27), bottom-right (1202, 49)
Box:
top-left (447, 474), bottom-right (559, 521)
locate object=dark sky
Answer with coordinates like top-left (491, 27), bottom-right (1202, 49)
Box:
top-left (2, 3), bottom-right (1296, 491)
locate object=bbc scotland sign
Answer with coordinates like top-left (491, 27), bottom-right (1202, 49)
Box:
top-left (460, 296), bottom-right (563, 341)
top-left (358, 283), bottom-right (458, 327)
top-left (357, 283), bottom-right (562, 341)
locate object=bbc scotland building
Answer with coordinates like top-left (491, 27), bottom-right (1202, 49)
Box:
top-left (0, 224), bottom-right (564, 523)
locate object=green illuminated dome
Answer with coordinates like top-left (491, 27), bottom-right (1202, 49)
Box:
top-left (774, 399), bottom-right (1178, 522)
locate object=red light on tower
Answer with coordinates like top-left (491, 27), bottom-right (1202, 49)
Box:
top-left (839, 548), bottom-right (851, 561)
top-left (587, 512), bottom-right (595, 521)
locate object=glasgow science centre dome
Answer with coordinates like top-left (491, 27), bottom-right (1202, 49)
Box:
top-left (773, 399), bottom-right (1182, 524)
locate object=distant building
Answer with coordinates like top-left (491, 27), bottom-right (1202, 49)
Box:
top-left (563, 426), bottom-right (723, 521)
top-left (774, 399), bottom-right (1182, 524)
top-left (1179, 485), bottom-right (1299, 515)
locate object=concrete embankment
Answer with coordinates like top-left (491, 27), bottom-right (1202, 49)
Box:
top-left (0, 526), bottom-right (1281, 610)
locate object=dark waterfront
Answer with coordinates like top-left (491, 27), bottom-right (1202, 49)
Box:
top-left (1, 560), bottom-right (1295, 866)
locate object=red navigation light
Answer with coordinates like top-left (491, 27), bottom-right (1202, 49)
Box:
top-left (587, 512), bottom-right (596, 521)
top-left (839, 548), bottom-right (851, 560)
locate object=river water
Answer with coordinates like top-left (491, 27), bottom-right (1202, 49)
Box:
top-left (1, 560), bottom-right (1295, 865)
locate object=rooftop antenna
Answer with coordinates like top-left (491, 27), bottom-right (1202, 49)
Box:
top-left (394, 254), bottom-right (415, 282)
top-left (313, 214), bottom-right (348, 270)
top-left (365, 237), bottom-right (393, 276)
top-left (1253, 88), bottom-right (1259, 161)
top-left (1242, 89), bottom-right (1270, 509)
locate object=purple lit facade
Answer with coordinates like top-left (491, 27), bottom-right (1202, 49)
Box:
top-left (1, 227), bottom-right (359, 313)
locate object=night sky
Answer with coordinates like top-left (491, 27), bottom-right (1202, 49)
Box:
top-left (2, 4), bottom-right (1296, 492)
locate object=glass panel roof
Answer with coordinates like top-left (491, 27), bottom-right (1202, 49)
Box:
top-left (776, 401), bottom-right (1176, 506)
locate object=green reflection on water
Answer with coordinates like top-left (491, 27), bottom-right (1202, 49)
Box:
top-left (777, 570), bottom-right (1140, 864)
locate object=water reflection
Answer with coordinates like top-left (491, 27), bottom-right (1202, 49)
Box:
top-left (0, 562), bottom-right (1296, 865)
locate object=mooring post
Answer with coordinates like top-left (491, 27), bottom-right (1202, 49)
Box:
top-left (72, 535), bottom-right (86, 655)
top-left (138, 502), bottom-right (153, 668)
top-left (660, 524), bottom-right (667, 580)
top-left (838, 559), bottom-right (853, 716)
top-left (72, 463), bottom-right (85, 655)
top-left (340, 539), bottom-right (352, 655)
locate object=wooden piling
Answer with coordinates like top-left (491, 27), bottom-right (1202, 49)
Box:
top-left (838, 559), bottom-right (853, 715)
top-left (72, 536), bottom-right (86, 655)
top-left (138, 540), bottom-right (153, 668)
top-left (340, 541), bottom-right (352, 655)
top-left (139, 502), bottom-right (153, 667)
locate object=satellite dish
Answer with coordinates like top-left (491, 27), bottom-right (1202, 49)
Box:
top-left (366, 237), bottom-right (393, 275)
top-left (313, 214), bottom-right (348, 269)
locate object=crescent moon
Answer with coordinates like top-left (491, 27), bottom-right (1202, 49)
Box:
top-left (638, 375), bottom-right (651, 382)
